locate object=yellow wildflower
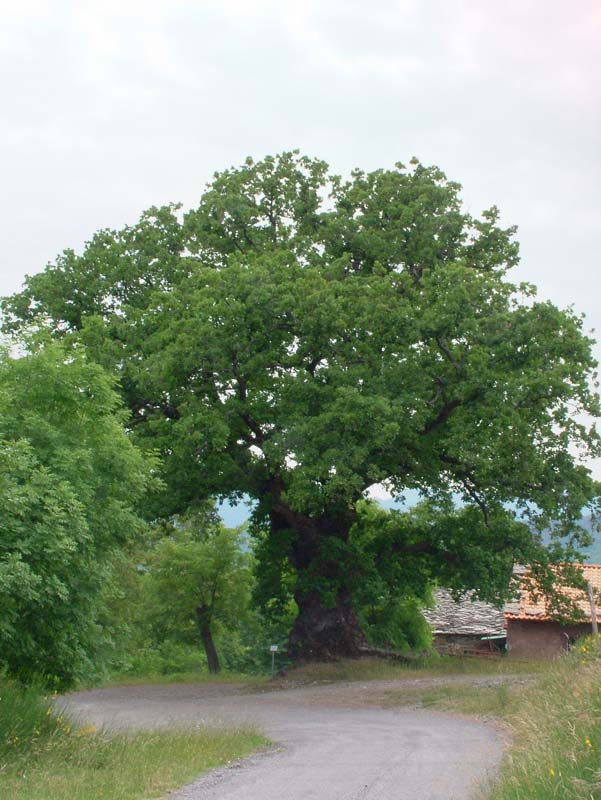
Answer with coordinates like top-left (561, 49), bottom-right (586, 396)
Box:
top-left (76, 724), bottom-right (97, 737)
top-left (549, 768), bottom-right (555, 777)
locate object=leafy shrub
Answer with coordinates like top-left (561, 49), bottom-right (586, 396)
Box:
top-left (358, 596), bottom-right (432, 652)
top-left (121, 643), bottom-right (207, 677)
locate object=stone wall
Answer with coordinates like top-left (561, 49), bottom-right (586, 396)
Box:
top-left (432, 633), bottom-right (501, 656)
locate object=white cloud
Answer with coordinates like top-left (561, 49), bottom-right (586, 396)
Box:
top-left (366, 483), bottom-right (394, 502)
top-left (0, 0), bottom-right (599, 483)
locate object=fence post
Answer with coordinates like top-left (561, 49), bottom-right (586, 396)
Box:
top-left (587, 582), bottom-right (598, 636)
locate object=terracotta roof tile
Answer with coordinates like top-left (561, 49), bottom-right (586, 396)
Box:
top-left (504, 564), bottom-right (601, 623)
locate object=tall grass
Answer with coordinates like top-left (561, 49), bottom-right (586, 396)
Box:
top-left (382, 681), bottom-right (520, 718)
top-left (103, 669), bottom-right (266, 687)
top-left (277, 654), bottom-right (544, 685)
top-left (0, 681), bottom-right (268, 800)
top-left (487, 636), bottom-right (601, 800)
top-left (0, 680), bottom-right (66, 761)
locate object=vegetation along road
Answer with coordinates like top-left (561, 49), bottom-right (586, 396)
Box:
top-left (65, 677), bottom-right (505, 800)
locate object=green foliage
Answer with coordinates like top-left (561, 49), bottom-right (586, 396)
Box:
top-left (351, 500), bottom-right (595, 623)
top-left (3, 152), bottom-right (600, 652)
top-left (95, 505), bottom-right (290, 678)
top-left (0, 342), bottom-right (154, 687)
top-left (358, 597), bottom-right (432, 652)
top-left (146, 514), bottom-right (252, 645)
top-left (113, 642), bottom-right (207, 678)
top-left (216, 603), bottom-right (296, 673)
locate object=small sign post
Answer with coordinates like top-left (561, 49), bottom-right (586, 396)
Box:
top-left (270, 644), bottom-right (278, 675)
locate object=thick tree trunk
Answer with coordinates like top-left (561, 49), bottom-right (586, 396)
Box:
top-left (288, 589), bottom-right (367, 662)
top-left (196, 604), bottom-right (220, 674)
top-left (268, 490), bottom-right (366, 662)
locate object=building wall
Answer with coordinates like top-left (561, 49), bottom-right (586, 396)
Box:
top-left (507, 620), bottom-right (592, 659)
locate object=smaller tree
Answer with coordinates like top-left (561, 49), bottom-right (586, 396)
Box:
top-left (147, 514), bottom-right (253, 673)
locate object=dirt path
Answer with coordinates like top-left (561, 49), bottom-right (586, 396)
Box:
top-left (65, 677), bottom-right (508, 800)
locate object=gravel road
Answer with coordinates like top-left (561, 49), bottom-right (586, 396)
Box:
top-left (65, 678), bottom-right (505, 800)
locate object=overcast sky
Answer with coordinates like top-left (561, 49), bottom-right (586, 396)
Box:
top-left (1, 0), bottom-right (600, 485)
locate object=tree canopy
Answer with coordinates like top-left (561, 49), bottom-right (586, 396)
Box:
top-left (0, 341), bottom-right (154, 685)
top-left (3, 152), bottom-right (600, 659)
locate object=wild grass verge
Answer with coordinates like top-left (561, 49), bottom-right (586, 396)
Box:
top-left (103, 670), bottom-right (266, 687)
top-left (0, 681), bottom-right (268, 800)
top-left (382, 680), bottom-right (522, 718)
top-left (484, 636), bottom-right (601, 800)
top-left (277, 654), bottom-right (545, 686)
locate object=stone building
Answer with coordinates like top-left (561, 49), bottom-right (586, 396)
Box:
top-left (422, 589), bottom-right (506, 655)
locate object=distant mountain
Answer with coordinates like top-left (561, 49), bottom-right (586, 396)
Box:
top-left (578, 516), bottom-right (601, 564)
top-left (583, 540), bottom-right (601, 563)
top-left (541, 515), bottom-right (601, 564)
top-left (217, 499), bottom-right (601, 563)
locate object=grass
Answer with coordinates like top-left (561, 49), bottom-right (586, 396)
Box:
top-left (0, 681), bottom-right (269, 800)
top-left (103, 670), bottom-right (267, 687)
top-left (103, 652), bottom-right (543, 690)
top-left (276, 654), bottom-right (545, 685)
top-left (383, 681), bottom-right (519, 718)
top-left (485, 636), bottom-right (601, 800)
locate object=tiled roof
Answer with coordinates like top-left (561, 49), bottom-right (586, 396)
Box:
top-left (423, 589), bottom-right (506, 636)
top-left (504, 564), bottom-right (601, 623)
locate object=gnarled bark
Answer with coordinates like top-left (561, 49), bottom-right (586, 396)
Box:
top-left (269, 499), bottom-right (367, 662)
top-left (288, 589), bottom-right (367, 662)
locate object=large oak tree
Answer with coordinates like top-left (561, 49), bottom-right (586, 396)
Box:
top-left (3, 153), bottom-right (600, 660)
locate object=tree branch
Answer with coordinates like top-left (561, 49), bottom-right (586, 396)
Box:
top-left (420, 387), bottom-right (483, 436)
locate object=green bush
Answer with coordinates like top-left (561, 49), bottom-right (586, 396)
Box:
top-left (217, 608), bottom-right (294, 674)
top-left (122, 643), bottom-right (207, 677)
top-left (359, 596), bottom-right (432, 652)
top-left (0, 344), bottom-right (154, 689)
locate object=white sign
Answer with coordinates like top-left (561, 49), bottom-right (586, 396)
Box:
top-left (269, 645), bottom-right (278, 652)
